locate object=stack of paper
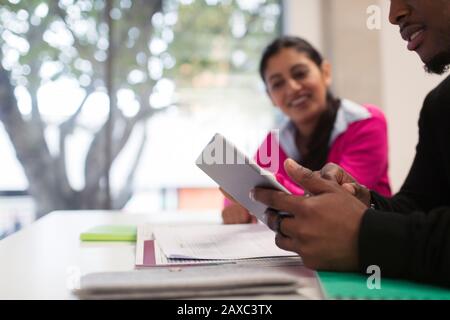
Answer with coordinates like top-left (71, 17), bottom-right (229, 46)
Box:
top-left (74, 265), bottom-right (302, 299)
top-left (74, 223), bottom-right (307, 300)
top-left (135, 223), bottom-right (300, 267)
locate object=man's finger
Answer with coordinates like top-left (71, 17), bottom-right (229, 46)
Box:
top-left (342, 183), bottom-right (357, 196)
top-left (265, 209), bottom-right (289, 233)
top-left (320, 163), bottom-right (359, 187)
top-left (252, 188), bottom-right (301, 214)
top-left (284, 159), bottom-right (334, 195)
top-left (346, 183), bottom-right (371, 207)
top-left (265, 209), bottom-right (278, 232)
top-left (274, 233), bottom-right (296, 253)
top-left (265, 211), bottom-right (299, 239)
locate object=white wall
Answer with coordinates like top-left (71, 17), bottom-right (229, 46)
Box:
top-left (282, 0), bottom-right (323, 52)
top-left (321, 0), bottom-right (383, 108)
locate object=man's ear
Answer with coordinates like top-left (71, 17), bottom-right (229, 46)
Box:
top-left (321, 60), bottom-right (332, 86)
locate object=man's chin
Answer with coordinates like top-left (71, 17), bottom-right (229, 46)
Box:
top-left (424, 51), bottom-right (450, 75)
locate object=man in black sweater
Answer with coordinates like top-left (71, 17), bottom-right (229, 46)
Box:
top-left (252, 0), bottom-right (450, 286)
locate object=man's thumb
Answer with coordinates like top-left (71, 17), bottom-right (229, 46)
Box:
top-left (284, 159), bottom-right (333, 195)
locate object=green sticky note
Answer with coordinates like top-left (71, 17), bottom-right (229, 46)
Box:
top-left (80, 225), bottom-right (137, 242)
top-left (318, 271), bottom-right (450, 300)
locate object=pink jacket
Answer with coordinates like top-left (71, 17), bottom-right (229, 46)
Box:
top-left (224, 100), bottom-right (391, 207)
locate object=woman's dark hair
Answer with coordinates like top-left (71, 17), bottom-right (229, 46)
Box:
top-left (259, 36), bottom-right (341, 171)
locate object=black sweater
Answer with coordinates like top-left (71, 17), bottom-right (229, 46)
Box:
top-left (358, 75), bottom-right (450, 287)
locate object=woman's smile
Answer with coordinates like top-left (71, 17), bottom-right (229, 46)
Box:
top-left (288, 94), bottom-right (311, 109)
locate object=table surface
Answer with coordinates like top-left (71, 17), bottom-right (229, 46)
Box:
top-left (0, 210), bottom-right (323, 299)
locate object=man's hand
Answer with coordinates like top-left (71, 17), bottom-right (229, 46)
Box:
top-left (319, 163), bottom-right (371, 207)
top-left (252, 159), bottom-right (367, 271)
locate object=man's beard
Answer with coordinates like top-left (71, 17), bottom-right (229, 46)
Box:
top-left (424, 50), bottom-right (450, 74)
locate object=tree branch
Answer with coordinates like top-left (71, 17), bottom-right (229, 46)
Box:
top-left (81, 103), bottom-right (167, 206)
top-left (57, 87), bottom-right (94, 198)
top-left (0, 67), bottom-right (66, 217)
top-left (113, 123), bottom-right (148, 209)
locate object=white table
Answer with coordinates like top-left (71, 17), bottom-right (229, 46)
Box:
top-left (0, 210), bottom-right (323, 299)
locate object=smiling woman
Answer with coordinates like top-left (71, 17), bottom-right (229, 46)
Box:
top-left (222, 36), bottom-right (392, 224)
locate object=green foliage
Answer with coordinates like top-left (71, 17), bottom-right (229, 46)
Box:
top-left (0, 0), bottom-right (280, 108)
top-left (0, 0), bottom-right (281, 212)
top-left (1, 0), bottom-right (160, 101)
top-left (164, 0), bottom-right (281, 86)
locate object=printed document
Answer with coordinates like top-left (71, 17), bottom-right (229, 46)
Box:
top-left (152, 223), bottom-right (296, 260)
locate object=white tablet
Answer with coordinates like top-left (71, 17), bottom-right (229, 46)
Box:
top-left (196, 133), bottom-right (292, 224)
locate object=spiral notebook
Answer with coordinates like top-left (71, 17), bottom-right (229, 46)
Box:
top-left (318, 272), bottom-right (450, 300)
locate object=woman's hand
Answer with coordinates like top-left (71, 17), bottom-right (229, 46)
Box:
top-left (221, 203), bottom-right (257, 224)
top-left (220, 188), bottom-right (257, 224)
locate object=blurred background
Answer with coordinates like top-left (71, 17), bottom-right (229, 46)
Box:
top-left (0, 0), bottom-right (447, 239)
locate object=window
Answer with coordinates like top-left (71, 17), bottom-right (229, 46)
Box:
top-left (0, 0), bottom-right (282, 226)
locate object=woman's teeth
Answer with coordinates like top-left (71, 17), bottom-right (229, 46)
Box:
top-left (290, 96), bottom-right (308, 106)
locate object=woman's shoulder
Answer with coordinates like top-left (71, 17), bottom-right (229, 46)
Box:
top-left (331, 100), bottom-right (384, 142)
top-left (360, 103), bottom-right (387, 123)
top-left (330, 100), bottom-right (388, 145)
top-left (338, 99), bottom-right (386, 122)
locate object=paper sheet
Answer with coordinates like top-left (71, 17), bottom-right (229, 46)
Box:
top-left (152, 223), bottom-right (297, 260)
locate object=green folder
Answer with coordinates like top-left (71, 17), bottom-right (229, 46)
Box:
top-left (318, 271), bottom-right (450, 300)
top-left (80, 225), bottom-right (137, 242)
